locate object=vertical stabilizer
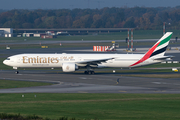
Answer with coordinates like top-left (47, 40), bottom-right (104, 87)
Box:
top-left (130, 32), bottom-right (173, 67)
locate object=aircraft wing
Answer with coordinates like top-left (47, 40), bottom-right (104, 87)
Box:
top-left (76, 57), bottom-right (115, 66)
top-left (153, 55), bottom-right (174, 60)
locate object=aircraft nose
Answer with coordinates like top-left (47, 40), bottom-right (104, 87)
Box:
top-left (3, 60), bottom-right (7, 65)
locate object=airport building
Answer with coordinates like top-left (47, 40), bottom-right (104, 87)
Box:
top-left (0, 28), bottom-right (132, 38)
top-left (0, 28), bottom-right (13, 37)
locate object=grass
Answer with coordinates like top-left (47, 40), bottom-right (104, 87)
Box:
top-left (1, 38), bottom-right (180, 51)
top-left (137, 63), bottom-right (180, 68)
top-left (1, 29), bottom-right (180, 50)
top-left (0, 80), bottom-right (53, 89)
top-left (0, 34), bottom-right (179, 50)
top-left (1, 30), bottom-right (180, 42)
top-left (0, 42), bottom-right (118, 49)
top-left (118, 69), bottom-right (172, 73)
top-left (0, 93), bottom-right (180, 119)
top-left (0, 58), bottom-right (12, 70)
top-left (0, 32), bottom-right (128, 42)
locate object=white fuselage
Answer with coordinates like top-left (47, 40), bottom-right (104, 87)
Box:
top-left (3, 53), bottom-right (161, 69)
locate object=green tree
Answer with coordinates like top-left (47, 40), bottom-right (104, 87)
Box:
top-left (123, 17), bottom-right (136, 28)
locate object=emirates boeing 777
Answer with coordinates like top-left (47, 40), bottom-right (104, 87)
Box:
top-left (3, 32), bottom-right (173, 74)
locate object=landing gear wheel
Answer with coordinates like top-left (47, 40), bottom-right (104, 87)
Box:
top-left (91, 71), bottom-right (95, 74)
top-left (84, 71), bottom-right (95, 75)
top-left (15, 71), bottom-right (19, 74)
top-left (84, 71), bottom-right (87, 74)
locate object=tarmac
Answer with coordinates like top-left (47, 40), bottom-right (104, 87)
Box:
top-left (0, 70), bottom-right (180, 93)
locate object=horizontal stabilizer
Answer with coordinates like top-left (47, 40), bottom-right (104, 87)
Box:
top-left (153, 55), bottom-right (174, 60)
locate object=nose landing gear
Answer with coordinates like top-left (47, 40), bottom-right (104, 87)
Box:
top-left (13, 67), bottom-right (19, 74)
top-left (15, 71), bottom-right (19, 74)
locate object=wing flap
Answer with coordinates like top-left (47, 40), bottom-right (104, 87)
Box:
top-left (76, 57), bottom-right (115, 66)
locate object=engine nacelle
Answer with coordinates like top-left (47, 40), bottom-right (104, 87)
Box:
top-left (62, 63), bottom-right (78, 72)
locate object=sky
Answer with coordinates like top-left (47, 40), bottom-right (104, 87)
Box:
top-left (1, 0), bottom-right (180, 10)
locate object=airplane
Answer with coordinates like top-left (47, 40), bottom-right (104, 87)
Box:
top-left (3, 32), bottom-right (173, 74)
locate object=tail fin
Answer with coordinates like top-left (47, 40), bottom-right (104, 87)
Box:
top-left (149, 32), bottom-right (173, 58)
top-left (130, 32), bottom-right (173, 67)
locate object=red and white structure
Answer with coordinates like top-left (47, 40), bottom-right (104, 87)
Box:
top-left (93, 46), bottom-right (110, 52)
top-left (127, 29), bottom-right (130, 49)
top-left (127, 29), bottom-right (136, 51)
top-left (163, 22), bottom-right (165, 35)
top-left (131, 29), bottom-right (133, 49)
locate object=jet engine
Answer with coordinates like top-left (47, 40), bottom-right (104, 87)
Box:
top-left (62, 63), bottom-right (78, 72)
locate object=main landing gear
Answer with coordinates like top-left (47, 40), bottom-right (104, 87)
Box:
top-left (84, 66), bottom-right (95, 74)
top-left (84, 71), bottom-right (95, 75)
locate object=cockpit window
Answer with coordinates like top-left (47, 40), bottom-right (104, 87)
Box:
top-left (6, 58), bottom-right (10, 60)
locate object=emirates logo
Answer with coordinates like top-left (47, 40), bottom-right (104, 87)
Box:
top-left (66, 66), bottom-right (69, 70)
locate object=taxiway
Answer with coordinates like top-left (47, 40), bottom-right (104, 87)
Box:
top-left (0, 70), bottom-right (180, 93)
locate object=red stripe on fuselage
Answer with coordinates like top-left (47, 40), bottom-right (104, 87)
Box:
top-left (130, 42), bottom-right (160, 67)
